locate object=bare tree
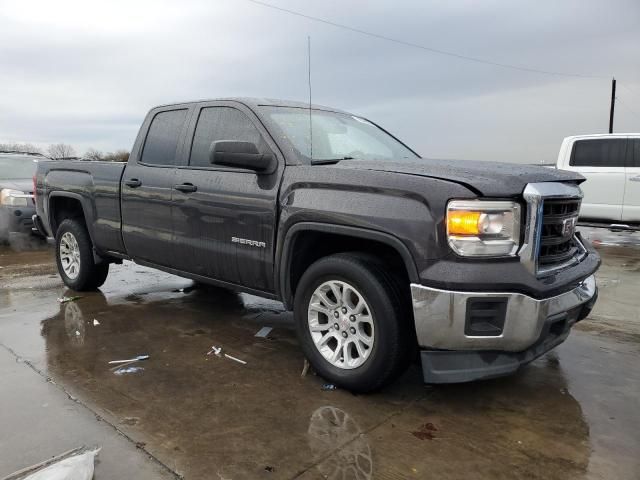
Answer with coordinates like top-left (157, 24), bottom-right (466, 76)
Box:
top-left (84, 148), bottom-right (104, 161)
top-left (103, 150), bottom-right (130, 162)
top-left (47, 143), bottom-right (76, 160)
top-left (0, 142), bottom-right (43, 154)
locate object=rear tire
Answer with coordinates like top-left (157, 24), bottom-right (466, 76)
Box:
top-left (294, 253), bottom-right (413, 393)
top-left (55, 218), bottom-right (109, 291)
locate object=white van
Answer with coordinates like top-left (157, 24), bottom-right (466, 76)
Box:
top-left (556, 134), bottom-right (640, 225)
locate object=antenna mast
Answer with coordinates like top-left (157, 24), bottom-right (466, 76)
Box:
top-left (307, 36), bottom-right (313, 159)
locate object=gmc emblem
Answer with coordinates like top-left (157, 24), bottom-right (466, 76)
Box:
top-left (561, 217), bottom-right (578, 237)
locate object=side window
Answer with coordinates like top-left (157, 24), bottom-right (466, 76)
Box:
top-left (189, 107), bottom-right (267, 168)
top-left (140, 109), bottom-right (188, 166)
top-left (570, 139), bottom-right (627, 167)
top-left (633, 139), bottom-right (640, 168)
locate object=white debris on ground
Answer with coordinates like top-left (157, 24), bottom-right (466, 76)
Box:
top-left (5, 447), bottom-right (100, 480)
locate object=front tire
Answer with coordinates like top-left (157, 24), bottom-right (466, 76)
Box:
top-left (294, 253), bottom-right (413, 393)
top-left (55, 218), bottom-right (109, 291)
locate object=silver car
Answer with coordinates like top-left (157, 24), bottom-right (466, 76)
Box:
top-left (0, 152), bottom-right (42, 242)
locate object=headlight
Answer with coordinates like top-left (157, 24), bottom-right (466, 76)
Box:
top-left (446, 200), bottom-right (521, 257)
top-left (0, 189), bottom-right (29, 207)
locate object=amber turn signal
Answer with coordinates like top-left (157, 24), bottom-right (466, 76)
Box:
top-left (447, 210), bottom-right (481, 236)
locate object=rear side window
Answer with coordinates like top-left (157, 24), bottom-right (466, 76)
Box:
top-left (570, 139), bottom-right (627, 167)
top-left (189, 107), bottom-right (267, 168)
top-left (141, 109), bottom-right (188, 166)
top-left (633, 139), bottom-right (640, 168)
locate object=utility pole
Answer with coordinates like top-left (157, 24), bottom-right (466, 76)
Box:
top-left (609, 77), bottom-right (616, 134)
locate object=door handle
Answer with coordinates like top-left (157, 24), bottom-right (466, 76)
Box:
top-left (630, 175), bottom-right (640, 182)
top-left (173, 183), bottom-right (197, 193)
top-left (124, 178), bottom-right (142, 188)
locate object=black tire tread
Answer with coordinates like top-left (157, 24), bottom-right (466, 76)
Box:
top-left (294, 252), bottom-right (413, 392)
top-left (55, 218), bottom-right (109, 291)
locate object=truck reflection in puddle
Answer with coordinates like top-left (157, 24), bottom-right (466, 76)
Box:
top-left (32, 279), bottom-right (598, 479)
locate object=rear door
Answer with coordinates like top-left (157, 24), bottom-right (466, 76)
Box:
top-left (171, 102), bottom-right (282, 292)
top-left (622, 138), bottom-right (640, 222)
top-left (565, 138), bottom-right (627, 221)
top-left (121, 107), bottom-right (190, 265)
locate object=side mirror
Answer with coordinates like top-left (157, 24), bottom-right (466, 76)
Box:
top-left (209, 141), bottom-right (276, 174)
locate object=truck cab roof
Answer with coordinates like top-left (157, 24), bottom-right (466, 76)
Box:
top-left (152, 97), bottom-right (351, 115)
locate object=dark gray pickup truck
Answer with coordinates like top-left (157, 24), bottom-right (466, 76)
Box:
top-left (34, 98), bottom-right (600, 392)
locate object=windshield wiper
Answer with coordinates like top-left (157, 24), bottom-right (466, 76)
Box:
top-left (311, 156), bottom-right (355, 165)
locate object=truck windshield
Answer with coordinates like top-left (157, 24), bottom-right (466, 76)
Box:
top-left (0, 155), bottom-right (38, 180)
top-left (260, 106), bottom-right (420, 163)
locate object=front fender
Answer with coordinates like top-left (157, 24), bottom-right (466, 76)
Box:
top-left (277, 222), bottom-right (420, 308)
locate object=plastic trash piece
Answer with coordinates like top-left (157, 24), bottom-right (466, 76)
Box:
top-left (207, 346), bottom-right (222, 356)
top-left (20, 447), bottom-right (100, 480)
top-left (224, 353), bottom-right (247, 365)
top-left (255, 326), bottom-right (272, 338)
top-left (321, 383), bottom-right (337, 391)
top-left (113, 366), bottom-right (144, 375)
top-left (108, 355), bottom-right (149, 365)
top-left (92, 319), bottom-right (100, 326)
top-left (57, 296), bottom-right (82, 304)
top-left (301, 359), bottom-right (310, 377)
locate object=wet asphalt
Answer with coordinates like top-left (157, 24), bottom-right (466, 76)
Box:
top-left (0, 227), bottom-right (639, 479)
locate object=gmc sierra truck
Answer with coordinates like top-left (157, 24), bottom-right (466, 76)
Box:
top-left (34, 98), bottom-right (600, 392)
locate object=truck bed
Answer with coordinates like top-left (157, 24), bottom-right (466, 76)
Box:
top-left (36, 160), bottom-right (127, 254)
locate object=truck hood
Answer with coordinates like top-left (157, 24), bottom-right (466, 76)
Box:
top-left (334, 159), bottom-right (583, 196)
top-left (0, 179), bottom-right (33, 192)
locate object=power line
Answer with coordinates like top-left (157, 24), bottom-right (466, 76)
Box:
top-left (616, 97), bottom-right (640, 122)
top-left (244, 0), bottom-right (609, 79)
top-left (618, 82), bottom-right (640, 103)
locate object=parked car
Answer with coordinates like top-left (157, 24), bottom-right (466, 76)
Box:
top-left (556, 134), bottom-right (640, 226)
top-left (33, 98), bottom-right (600, 392)
top-left (0, 152), bottom-right (42, 241)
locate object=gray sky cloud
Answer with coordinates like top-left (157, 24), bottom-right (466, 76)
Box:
top-left (1, 0), bottom-right (639, 162)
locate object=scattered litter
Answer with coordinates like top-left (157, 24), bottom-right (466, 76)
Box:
top-left (108, 355), bottom-right (149, 365)
top-left (74, 330), bottom-right (81, 337)
top-left (255, 326), bottom-right (272, 338)
top-left (207, 346), bottom-right (223, 357)
top-left (206, 345), bottom-right (246, 364)
top-left (264, 465), bottom-right (275, 473)
top-left (321, 383), bottom-right (337, 391)
top-left (57, 296), bottom-right (82, 304)
top-left (113, 366), bottom-right (144, 375)
top-left (92, 319), bottom-right (100, 326)
top-left (224, 353), bottom-right (247, 365)
top-left (4, 446), bottom-right (100, 480)
top-left (301, 359), bottom-right (310, 377)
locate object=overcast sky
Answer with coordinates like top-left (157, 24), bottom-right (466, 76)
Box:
top-left (1, 0), bottom-right (639, 163)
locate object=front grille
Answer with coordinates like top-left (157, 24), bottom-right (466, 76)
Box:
top-left (538, 199), bottom-right (581, 268)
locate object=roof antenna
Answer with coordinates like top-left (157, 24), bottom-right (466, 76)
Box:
top-left (307, 35), bottom-right (313, 160)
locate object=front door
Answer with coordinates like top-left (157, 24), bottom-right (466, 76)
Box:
top-left (121, 107), bottom-right (189, 266)
top-left (171, 103), bottom-right (282, 292)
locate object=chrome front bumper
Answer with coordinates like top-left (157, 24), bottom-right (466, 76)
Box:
top-left (411, 274), bottom-right (597, 352)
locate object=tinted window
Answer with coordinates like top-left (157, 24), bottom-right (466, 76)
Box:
top-left (570, 139), bottom-right (627, 167)
top-left (141, 109), bottom-right (188, 166)
top-left (189, 107), bottom-right (266, 168)
top-left (633, 139), bottom-right (640, 168)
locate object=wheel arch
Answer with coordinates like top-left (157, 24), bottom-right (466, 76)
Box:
top-left (277, 222), bottom-right (419, 310)
top-left (48, 192), bottom-right (96, 244)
